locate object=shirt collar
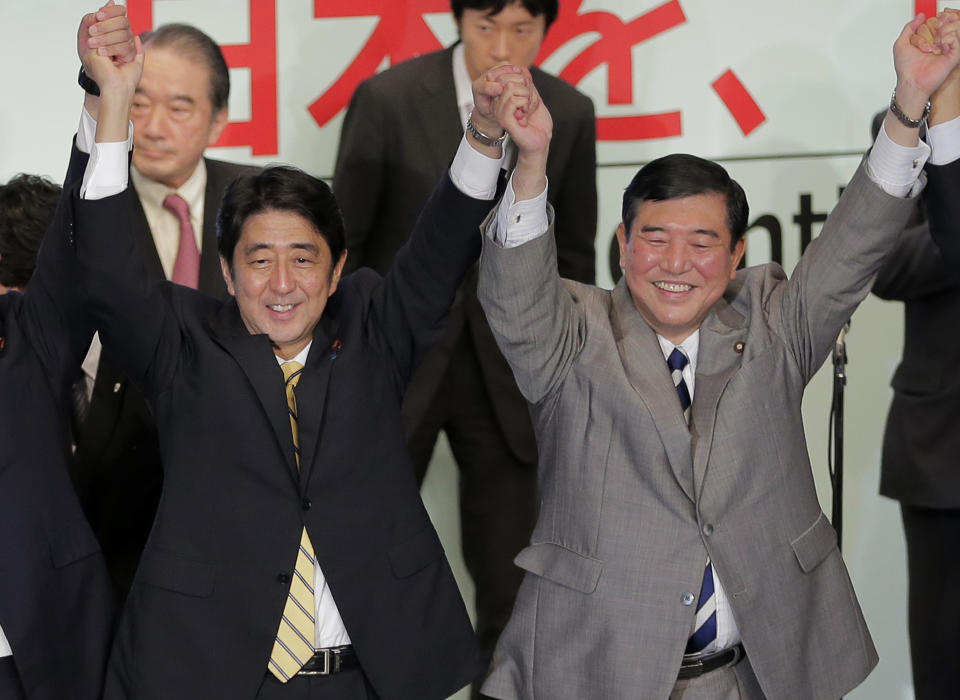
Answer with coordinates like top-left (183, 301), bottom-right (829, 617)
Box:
top-left (131, 158), bottom-right (207, 226)
top-left (657, 330), bottom-right (700, 373)
top-left (277, 341), bottom-right (312, 368)
top-left (452, 43), bottom-right (474, 130)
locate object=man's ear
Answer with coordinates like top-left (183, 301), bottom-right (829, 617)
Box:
top-left (207, 108), bottom-right (229, 147)
top-left (219, 254), bottom-right (235, 296)
top-left (729, 238), bottom-right (746, 279)
top-left (328, 250), bottom-right (348, 296)
top-left (615, 223), bottom-right (628, 269)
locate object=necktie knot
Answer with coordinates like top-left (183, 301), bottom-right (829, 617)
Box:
top-left (282, 360), bottom-right (304, 387)
top-left (162, 192), bottom-right (190, 223)
top-left (667, 347), bottom-right (688, 372)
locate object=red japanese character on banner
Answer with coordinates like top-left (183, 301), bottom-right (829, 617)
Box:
top-left (308, 0), bottom-right (766, 142)
top-left (309, 0), bottom-right (449, 127)
top-left (915, 0), bottom-right (939, 18)
top-left (536, 0), bottom-right (686, 140)
top-left (127, 0), bottom-right (278, 156)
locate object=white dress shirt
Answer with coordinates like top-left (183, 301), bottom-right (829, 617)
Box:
top-left (655, 332), bottom-right (741, 653)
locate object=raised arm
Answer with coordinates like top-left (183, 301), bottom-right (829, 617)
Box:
top-left (776, 12), bottom-right (960, 379)
top-left (70, 4), bottom-right (184, 395)
top-left (923, 11), bottom-right (960, 269)
top-left (475, 66), bottom-right (586, 404)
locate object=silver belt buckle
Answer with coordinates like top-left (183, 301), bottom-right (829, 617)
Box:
top-left (298, 649), bottom-right (337, 676)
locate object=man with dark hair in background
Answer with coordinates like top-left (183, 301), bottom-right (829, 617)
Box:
top-left (0, 170), bottom-right (116, 697)
top-left (0, 175), bottom-right (61, 293)
top-left (72, 19), bottom-right (258, 602)
top-left (334, 3), bottom-right (597, 688)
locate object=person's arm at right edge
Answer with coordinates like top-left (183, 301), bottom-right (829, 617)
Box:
top-left (924, 10), bottom-right (960, 268)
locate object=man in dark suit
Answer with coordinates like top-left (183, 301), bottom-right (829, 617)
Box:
top-left (71, 20), bottom-right (257, 601)
top-left (880, 21), bottom-right (960, 696)
top-left (0, 168), bottom-right (116, 696)
top-left (74, 7), bottom-right (537, 698)
top-left (333, 1), bottom-right (597, 682)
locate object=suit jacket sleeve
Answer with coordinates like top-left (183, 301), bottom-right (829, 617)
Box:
top-left (20, 140), bottom-right (96, 384)
top-left (334, 79), bottom-right (387, 274)
top-left (553, 97), bottom-right (598, 284)
top-left (368, 172), bottom-right (488, 386)
top-left (926, 158), bottom-right (960, 272)
top-left (478, 207), bottom-right (586, 405)
top-left (770, 161), bottom-right (915, 381)
top-left (72, 160), bottom-right (181, 398)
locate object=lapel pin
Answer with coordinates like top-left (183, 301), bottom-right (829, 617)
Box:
top-left (0, 337), bottom-right (5, 351)
top-left (329, 338), bottom-right (342, 360)
top-left (734, 341), bottom-right (745, 354)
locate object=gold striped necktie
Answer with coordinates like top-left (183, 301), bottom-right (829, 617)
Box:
top-left (268, 361), bottom-right (318, 681)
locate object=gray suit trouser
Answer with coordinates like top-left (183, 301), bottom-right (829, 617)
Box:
top-left (670, 655), bottom-right (765, 700)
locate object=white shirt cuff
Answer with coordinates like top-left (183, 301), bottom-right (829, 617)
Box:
top-left (448, 135), bottom-right (504, 201)
top-left (490, 174), bottom-right (549, 248)
top-left (926, 114), bottom-right (960, 166)
top-left (866, 121), bottom-right (929, 198)
top-left (78, 106), bottom-right (134, 200)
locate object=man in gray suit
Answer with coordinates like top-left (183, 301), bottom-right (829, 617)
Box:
top-left (474, 14), bottom-right (960, 700)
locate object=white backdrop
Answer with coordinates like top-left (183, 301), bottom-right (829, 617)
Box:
top-left (2, 1), bottom-right (948, 697)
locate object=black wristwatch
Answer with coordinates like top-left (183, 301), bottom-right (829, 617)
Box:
top-left (78, 66), bottom-right (100, 97)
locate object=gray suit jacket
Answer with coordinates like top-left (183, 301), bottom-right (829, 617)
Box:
top-left (477, 162), bottom-right (914, 699)
top-left (333, 46), bottom-right (597, 463)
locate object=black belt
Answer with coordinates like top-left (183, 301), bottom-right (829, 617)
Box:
top-left (678, 643), bottom-right (745, 680)
top-left (297, 646), bottom-right (359, 676)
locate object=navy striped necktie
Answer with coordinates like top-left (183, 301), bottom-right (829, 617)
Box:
top-left (667, 347), bottom-right (718, 654)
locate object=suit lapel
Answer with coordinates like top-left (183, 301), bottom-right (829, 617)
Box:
top-left (415, 48), bottom-right (466, 172)
top-left (208, 302), bottom-right (300, 487)
top-left (128, 179), bottom-right (168, 286)
top-left (198, 159), bottom-right (230, 297)
top-left (295, 314), bottom-right (340, 496)
top-left (691, 300), bottom-right (747, 496)
top-left (611, 282), bottom-right (695, 501)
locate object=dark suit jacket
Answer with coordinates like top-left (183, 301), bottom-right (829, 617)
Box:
top-left (0, 145), bottom-right (115, 700)
top-left (72, 153), bottom-right (491, 700)
top-left (333, 46), bottom-right (597, 464)
top-left (927, 158), bottom-right (960, 267)
top-left (72, 158), bottom-right (258, 597)
top-left (873, 158), bottom-right (960, 508)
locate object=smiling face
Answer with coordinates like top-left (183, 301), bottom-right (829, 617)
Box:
top-left (221, 210), bottom-right (347, 360)
top-left (616, 193), bottom-right (745, 344)
top-left (458, 2), bottom-right (547, 80)
top-left (131, 46), bottom-right (227, 189)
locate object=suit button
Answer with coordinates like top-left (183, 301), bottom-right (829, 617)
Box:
top-left (277, 573), bottom-right (290, 584)
top-left (682, 592), bottom-right (696, 606)
top-left (302, 498), bottom-right (312, 511)
top-left (702, 523), bottom-right (714, 536)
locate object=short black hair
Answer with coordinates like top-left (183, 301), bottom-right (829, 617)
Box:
top-left (451, 0), bottom-right (558, 29)
top-left (217, 166), bottom-right (345, 272)
top-left (0, 174), bottom-right (61, 289)
top-left (621, 154), bottom-right (749, 249)
top-left (142, 23), bottom-right (230, 114)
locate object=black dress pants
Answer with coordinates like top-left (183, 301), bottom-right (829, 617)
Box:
top-left (0, 657), bottom-right (26, 700)
top-left (407, 332), bottom-right (538, 698)
top-left (901, 504), bottom-right (960, 699)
